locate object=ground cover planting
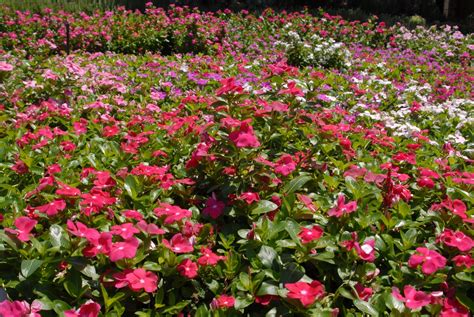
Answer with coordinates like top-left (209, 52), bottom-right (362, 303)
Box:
top-left (0, 4), bottom-right (473, 316)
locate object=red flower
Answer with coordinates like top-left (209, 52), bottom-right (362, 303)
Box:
top-left (408, 247), bottom-right (447, 275)
top-left (163, 233), bottom-right (194, 253)
top-left (110, 223), bottom-right (139, 239)
top-left (392, 285), bottom-right (431, 310)
top-left (34, 199), bottom-right (66, 216)
top-left (154, 203), bottom-right (191, 224)
top-left (80, 189), bottom-right (116, 215)
top-left (64, 301), bottom-right (101, 317)
top-left (211, 295), bottom-right (235, 309)
top-left (177, 258), bottom-right (198, 279)
top-left (67, 220), bottom-right (99, 239)
top-left (202, 194), bottom-right (225, 219)
top-left (11, 159), bottom-right (29, 174)
top-left (5, 216), bottom-right (37, 242)
top-left (298, 225), bottom-right (323, 244)
top-left (113, 268), bottom-right (158, 293)
top-left (255, 295), bottom-right (278, 305)
top-left (297, 194), bottom-right (317, 212)
top-left (0, 300), bottom-right (41, 317)
top-left (197, 247), bottom-right (226, 266)
top-left (216, 77), bottom-right (243, 96)
top-left (109, 237), bottom-right (140, 262)
top-left (229, 121), bottom-right (260, 148)
top-left (56, 182), bottom-right (81, 197)
top-left (328, 194), bottom-right (357, 217)
top-left (285, 280), bottom-right (325, 307)
top-left (278, 81), bottom-right (304, 96)
top-left (438, 229), bottom-right (474, 252)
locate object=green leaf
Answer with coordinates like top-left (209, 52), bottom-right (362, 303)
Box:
top-left (354, 299), bottom-right (379, 316)
top-left (239, 272), bottom-right (252, 291)
top-left (52, 300), bottom-right (71, 314)
top-left (124, 175), bottom-right (139, 199)
top-left (20, 259), bottom-right (43, 279)
top-left (252, 200), bottom-right (278, 215)
top-left (162, 300), bottom-right (191, 314)
top-left (194, 305), bottom-right (209, 317)
top-left (64, 270), bottom-right (83, 297)
top-left (256, 282), bottom-right (279, 296)
top-left (456, 291), bottom-right (474, 312)
top-left (283, 175), bottom-right (312, 194)
top-left (50, 224), bottom-right (69, 248)
top-left (258, 246), bottom-right (277, 268)
top-left (455, 272), bottom-right (474, 283)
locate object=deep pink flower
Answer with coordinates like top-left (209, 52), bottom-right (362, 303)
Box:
top-left (197, 247), bottom-right (226, 266)
top-left (56, 182), bottom-right (81, 197)
top-left (452, 254), bottom-right (474, 268)
top-left (328, 195), bottom-right (357, 217)
top-left (438, 229), bottom-right (474, 252)
top-left (216, 77), bottom-right (243, 96)
top-left (0, 300), bottom-right (41, 317)
top-left (229, 122), bottom-right (260, 148)
top-left (392, 285), bottom-right (431, 310)
top-left (34, 199), bottom-right (66, 216)
top-left (154, 203), bottom-right (191, 224)
top-left (177, 258), bottom-right (198, 279)
top-left (64, 301), bottom-right (101, 317)
top-left (113, 268), bottom-right (158, 293)
top-left (136, 220), bottom-right (165, 235)
top-left (298, 225), bottom-right (324, 244)
top-left (355, 283), bottom-right (373, 301)
top-left (109, 237), bottom-right (140, 262)
top-left (67, 220), bottom-right (99, 240)
top-left (238, 192), bottom-right (260, 204)
top-left (285, 280), bottom-right (325, 307)
top-left (11, 159), bottom-right (29, 174)
top-left (440, 297), bottom-right (470, 317)
top-left (82, 232), bottom-right (112, 257)
top-left (297, 194), bottom-right (317, 212)
top-left (202, 194), bottom-right (225, 219)
top-left (5, 216), bottom-right (37, 242)
top-left (274, 154), bottom-right (296, 176)
top-left (211, 295), bottom-right (235, 309)
top-left (163, 233), bottom-right (194, 253)
top-left (408, 247), bottom-right (447, 275)
top-left (355, 239), bottom-right (376, 262)
top-left (110, 223), bottom-right (140, 239)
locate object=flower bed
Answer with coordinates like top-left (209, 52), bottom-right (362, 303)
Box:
top-left (0, 4), bottom-right (473, 317)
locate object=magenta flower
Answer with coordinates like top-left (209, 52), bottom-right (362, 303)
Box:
top-left (154, 203), bottom-right (191, 224)
top-left (355, 239), bottom-right (376, 262)
top-left (163, 233), bottom-right (194, 253)
top-left (211, 294), bottom-right (235, 309)
top-left (197, 247), bottom-right (226, 266)
top-left (34, 199), bottom-right (66, 216)
top-left (229, 121), bottom-right (260, 148)
top-left (109, 237), bottom-right (140, 262)
top-left (274, 154), bottom-right (296, 176)
top-left (408, 247), bottom-right (447, 275)
top-left (114, 268), bottom-right (158, 293)
top-left (202, 194), bottom-right (225, 219)
top-left (438, 229), bottom-right (474, 252)
top-left (64, 301), bottom-right (101, 317)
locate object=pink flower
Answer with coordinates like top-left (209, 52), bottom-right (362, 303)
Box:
top-left (285, 280), bottom-right (325, 307)
top-left (67, 220), bottom-right (99, 240)
top-left (11, 159), bottom-right (29, 174)
top-left (110, 223), bottom-right (140, 239)
top-left (274, 154), bottom-right (296, 176)
top-left (202, 194), bottom-right (225, 219)
top-left (0, 300), bottom-right (41, 317)
top-left (297, 194), bottom-right (317, 212)
top-left (5, 216), bottom-right (37, 242)
top-left (163, 233), bottom-right (194, 253)
top-left (438, 229), bottom-right (474, 252)
top-left (211, 295), bottom-right (235, 309)
top-left (298, 225), bottom-right (323, 244)
top-left (136, 220), bottom-right (165, 235)
top-left (216, 77), bottom-right (243, 96)
top-left (113, 268), bottom-right (158, 293)
top-left (328, 195), bottom-right (357, 217)
top-left (177, 258), bottom-right (198, 279)
top-left (197, 247), bottom-right (226, 266)
top-left (34, 199), bottom-right (66, 216)
top-left (452, 254), bottom-right (474, 268)
top-left (154, 203), bottom-right (191, 224)
top-left (0, 61), bottom-right (14, 72)
top-left (355, 239), bottom-right (376, 262)
top-left (109, 237), bottom-right (140, 262)
top-left (64, 301), bottom-right (101, 317)
top-left (408, 247), bottom-right (447, 275)
top-left (229, 121), bottom-right (260, 148)
top-left (392, 285), bottom-right (431, 310)
top-left (56, 182), bottom-right (81, 197)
